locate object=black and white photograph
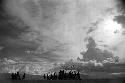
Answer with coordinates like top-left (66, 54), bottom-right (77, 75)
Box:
top-left (0, 0), bottom-right (125, 83)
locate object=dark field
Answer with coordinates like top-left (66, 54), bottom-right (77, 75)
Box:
top-left (0, 73), bottom-right (125, 83)
top-left (0, 78), bottom-right (125, 83)
top-left (1, 63), bottom-right (125, 83)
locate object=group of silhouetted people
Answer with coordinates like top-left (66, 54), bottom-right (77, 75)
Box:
top-left (43, 70), bottom-right (81, 80)
top-left (11, 72), bottom-right (25, 80)
top-left (10, 70), bottom-right (81, 80)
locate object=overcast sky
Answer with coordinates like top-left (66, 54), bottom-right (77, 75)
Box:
top-left (0, 0), bottom-right (125, 66)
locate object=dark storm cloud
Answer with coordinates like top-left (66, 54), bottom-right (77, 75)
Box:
top-left (116, 0), bottom-right (125, 14)
top-left (0, 0), bottom-right (5, 10)
top-left (0, 37), bottom-right (39, 57)
top-left (81, 37), bottom-right (114, 62)
top-left (0, 13), bottom-right (34, 59)
top-left (0, 2), bottom-right (39, 60)
top-left (114, 15), bottom-right (125, 27)
top-left (113, 15), bottom-right (125, 35)
top-left (0, 0), bottom-right (30, 39)
top-left (0, 13), bottom-right (29, 39)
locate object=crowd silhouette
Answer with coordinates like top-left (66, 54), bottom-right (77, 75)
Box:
top-left (43, 70), bottom-right (81, 80)
top-left (11, 72), bottom-right (25, 80)
top-left (10, 70), bottom-right (81, 80)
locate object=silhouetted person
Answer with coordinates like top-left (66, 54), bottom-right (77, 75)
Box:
top-left (50, 74), bottom-right (53, 80)
top-left (74, 71), bottom-right (77, 79)
top-left (11, 72), bottom-right (21, 80)
top-left (43, 74), bottom-right (46, 80)
top-left (58, 70), bottom-right (62, 80)
top-left (22, 73), bottom-right (25, 80)
top-left (77, 71), bottom-right (81, 80)
top-left (17, 72), bottom-right (21, 80)
top-left (11, 73), bottom-right (15, 79)
top-left (44, 70), bottom-right (81, 80)
top-left (54, 72), bottom-right (57, 80)
top-left (68, 71), bottom-right (72, 79)
top-left (46, 74), bottom-right (49, 80)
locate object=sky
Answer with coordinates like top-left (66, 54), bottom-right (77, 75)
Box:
top-left (1, 0), bottom-right (125, 74)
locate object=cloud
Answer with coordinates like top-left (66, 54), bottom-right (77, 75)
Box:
top-left (81, 37), bottom-right (114, 62)
top-left (116, 0), bottom-right (125, 14)
top-left (1, 0), bottom-right (118, 62)
top-left (0, 46), bottom-right (4, 50)
top-left (0, 0), bottom-right (124, 74)
top-left (114, 15), bottom-right (125, 27)
top-left (0, 13), bottom-right (29, 39)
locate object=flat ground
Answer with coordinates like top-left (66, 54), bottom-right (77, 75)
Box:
top-left (0, 73), bottom-right (125, 83)
top-left (0, 78), bottom-right (125, 83)
top-left (1, 63), bottom-right (125, 83)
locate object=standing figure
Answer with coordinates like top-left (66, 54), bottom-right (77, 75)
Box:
top-left (43, 74), bottom-right (46, 80)
top-left (22, 73), bottom-right (25, 80)
top-left (16, 72), bottom-right (21, 80)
